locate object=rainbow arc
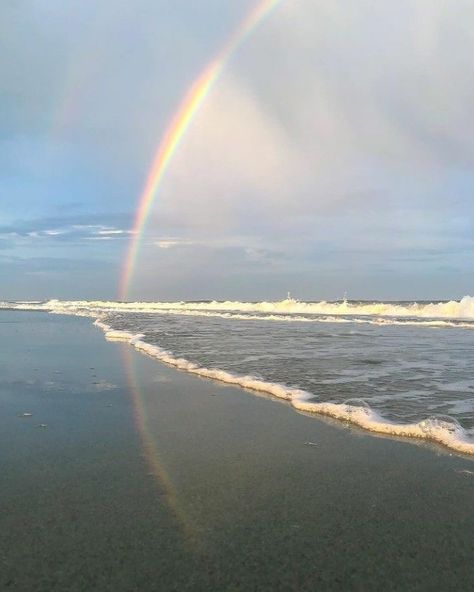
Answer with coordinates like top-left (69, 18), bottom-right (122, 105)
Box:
top-left (120, 0), bottom-right (284, 300)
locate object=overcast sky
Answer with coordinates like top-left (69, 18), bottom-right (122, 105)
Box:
top-left (1, 0), bottom-right (473, 301)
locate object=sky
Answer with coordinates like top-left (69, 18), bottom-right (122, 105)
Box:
top-left (1, 0), bottom-right (473, 301)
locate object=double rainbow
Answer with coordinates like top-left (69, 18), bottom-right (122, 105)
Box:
top-left (120, 0), bottom-right (284, 300)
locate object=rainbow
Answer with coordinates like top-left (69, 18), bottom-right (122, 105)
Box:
top-left (121, 344), bottom-right (197, 545)
top-left (120, 0), bottom-right (285, 300)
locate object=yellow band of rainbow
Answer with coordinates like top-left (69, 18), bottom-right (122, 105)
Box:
top-left (119, 0), bottom-right (284, 300)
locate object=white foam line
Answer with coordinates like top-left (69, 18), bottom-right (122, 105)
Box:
top-left (93, 307), bottom-right (474, 329)
top-left (105, 330), bottom-right (139, 342)
top-left (94, 319), bottom-right (111, 332)
top-left (92, 321), bottom-right (474, 456)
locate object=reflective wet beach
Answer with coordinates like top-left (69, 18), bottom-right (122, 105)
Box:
top-left (1, 311), bottom-right (474, 591)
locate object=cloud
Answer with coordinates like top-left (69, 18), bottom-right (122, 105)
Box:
top-left (154, 239), bottom-right (196, 249)
top-left (148, 73), bottom-right (311, 238)
top-left (0, 213), bottom-right (132, 241)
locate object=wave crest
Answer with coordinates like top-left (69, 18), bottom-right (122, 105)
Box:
top-left (3, 296), bottom-right (474, 327)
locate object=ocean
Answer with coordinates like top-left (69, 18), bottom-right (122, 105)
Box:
top-left (3, 297), bottom-right (474, 455)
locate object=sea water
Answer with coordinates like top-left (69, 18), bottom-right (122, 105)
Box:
top-left (3, 297), bottom-right (474, 454)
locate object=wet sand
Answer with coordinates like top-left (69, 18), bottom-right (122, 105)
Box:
top-left (1, 311), bottom-right (474, 591)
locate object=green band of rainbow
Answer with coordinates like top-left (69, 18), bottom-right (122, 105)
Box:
top-left (119, 0), bottom-right (284, 300)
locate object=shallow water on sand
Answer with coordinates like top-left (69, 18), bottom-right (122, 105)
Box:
top-left (104, 309), bottom-right (474, 431)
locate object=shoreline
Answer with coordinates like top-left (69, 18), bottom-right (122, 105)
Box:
top-left (3, 305), bottom-right (474, 457)
top-left (93, 318), bottom-right (474, 458)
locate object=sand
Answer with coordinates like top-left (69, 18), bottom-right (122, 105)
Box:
top-left (1, 310), bottom-right (474, 591)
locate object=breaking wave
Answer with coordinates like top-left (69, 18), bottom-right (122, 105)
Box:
top-left (3, 296), bottom-right (474, 328)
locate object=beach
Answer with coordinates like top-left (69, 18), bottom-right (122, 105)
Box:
top-left (2, 310), bottom-right (474, 591)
